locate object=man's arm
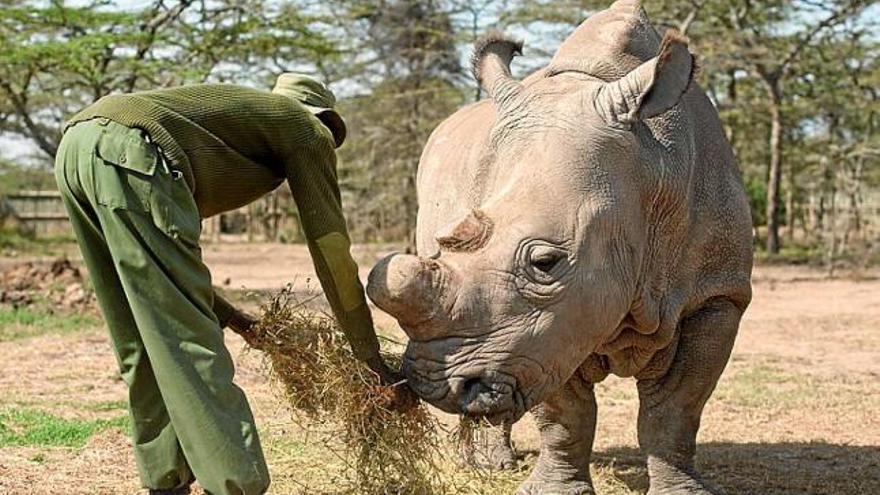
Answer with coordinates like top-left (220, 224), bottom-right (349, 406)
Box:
top-left (282, 116), bottom-right (395, 380)
top-left (213, 291), bottom-right (236, 328)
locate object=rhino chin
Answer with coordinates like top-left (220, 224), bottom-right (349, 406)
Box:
top-left (402, 355), bottom-right (533, 422)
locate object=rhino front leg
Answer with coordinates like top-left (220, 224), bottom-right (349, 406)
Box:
top-left (518, 376), bottom-right (597, 495)
top-left (637, 299), bottom-right (743, 495)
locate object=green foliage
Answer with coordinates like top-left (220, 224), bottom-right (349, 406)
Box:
top-left (746, 177), bottom-right (768, 227)
top-left (329, 0), bottom-right (466, 244)
top-left (339, 79), bottom-right (464, 242)
top-left (0, 407), bottom-right (128, 448)
top-left (0, 0), bottom-right (338, 163)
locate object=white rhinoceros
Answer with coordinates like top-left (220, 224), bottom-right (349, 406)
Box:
top-left (367, 1), bottom-right (753, 493)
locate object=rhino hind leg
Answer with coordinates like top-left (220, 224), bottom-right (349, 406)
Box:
top-left (636, 298), bottom-right (743, 495)
top-left (517, 376), bottom-right (597, 495)
top-left (459, 421), bottom-right (517, 470)
top-left (482, 421), bottom-right (517, 470)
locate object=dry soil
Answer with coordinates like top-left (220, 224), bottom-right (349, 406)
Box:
top-left (0, 243), bottom-right (877, 494)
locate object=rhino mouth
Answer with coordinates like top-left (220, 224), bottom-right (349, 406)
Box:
top-left (402, 350), bottom-right (537, 424)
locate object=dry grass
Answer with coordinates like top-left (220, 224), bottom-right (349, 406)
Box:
top-left (243, 286), bottom-right (442, 493)
top-left (242, 286), bottom-right (521, 494)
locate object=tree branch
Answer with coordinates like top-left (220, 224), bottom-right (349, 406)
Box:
top-left (678, 0), bottom-right (706, 36)
top-left (123, 0), bottom-right (194, 92)
top-left (778, 0), bottom-right (865, 76)
top-left (0, 81), bottom-right (59, 158)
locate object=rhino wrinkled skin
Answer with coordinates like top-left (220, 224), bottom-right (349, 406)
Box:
top-left (367, 1), bottom-right (753, 493)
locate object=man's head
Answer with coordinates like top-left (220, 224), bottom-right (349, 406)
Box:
top-left (273, 73), bottom-right (347, 148)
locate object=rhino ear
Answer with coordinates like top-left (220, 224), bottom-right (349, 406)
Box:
top-left (596, 30), bottom-right (695, 126)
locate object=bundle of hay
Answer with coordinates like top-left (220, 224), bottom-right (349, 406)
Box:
top-left (243, 286), bottom-right (450, 494)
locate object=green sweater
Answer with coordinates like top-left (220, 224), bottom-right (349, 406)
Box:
top-left (67, 84), bottom-right (379, 360)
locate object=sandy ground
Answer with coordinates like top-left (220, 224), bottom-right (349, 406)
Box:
top-left (1, 243), bottom-right (878, 494)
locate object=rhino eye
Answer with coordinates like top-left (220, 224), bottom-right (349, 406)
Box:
top-left (532, 252), bottom-right (563, 273)
top-left (527, 245), bottom-right (568, 283)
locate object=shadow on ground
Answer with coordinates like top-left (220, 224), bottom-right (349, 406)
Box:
top-left (587, 442), bottom-right (879, 495)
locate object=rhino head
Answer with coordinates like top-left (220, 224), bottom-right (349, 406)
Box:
top-left (368, 2), bottom-right (697, 423)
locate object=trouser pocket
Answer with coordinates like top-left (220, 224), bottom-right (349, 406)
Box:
top-left (151, 164), bottom-right (202, 250)
top-left (93, 120), bottom-right (201, 249)
top-left (94, 120), bottom-right (158, 212)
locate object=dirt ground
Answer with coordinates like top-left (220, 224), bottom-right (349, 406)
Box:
top-left (0, 242), bottom-right (878, 494)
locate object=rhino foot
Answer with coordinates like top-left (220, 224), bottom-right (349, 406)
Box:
top-left (459, 420), bottom-right (517, 471)
top-left (482, 433), bottom-right (517, 471)
top-left (646, 457), bottom-right (719, 495)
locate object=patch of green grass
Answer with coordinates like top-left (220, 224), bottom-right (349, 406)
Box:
top-left (754, 244), bottom-right (825, 266)
top-left (0, 408), bottom-right (128, 448)
top-left (714, 364), bottom-right (815, 409)
top-left (0, 227), bottom-right (35, 249)
top-left (0, 227), bottom-right (75, 257)
top-left (87, 400), bottom-right (127, 412)
top-left (0, 306), bottom-right (101, 342)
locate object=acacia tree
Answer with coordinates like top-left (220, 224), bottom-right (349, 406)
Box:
top-left (1, 0), bottom-right (877, 250)
top-left (698, 0), bottom-right (871, 253)
top-left (328, 0), bottom-right (463, 246)
top-left (789, 28), bottom-right (879, 270)
top-left (0, 0), bottom-right (336, 165)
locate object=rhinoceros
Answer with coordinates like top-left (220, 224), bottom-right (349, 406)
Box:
top-left (367, 1), bottom-right (753, 493)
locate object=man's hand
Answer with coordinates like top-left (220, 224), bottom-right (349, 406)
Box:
top-left (365, 355), bottom-right (419, 412)
top-left (227, 308), bottom-right (259, 344)
top-left (365, 355), bottom-right (403, 385)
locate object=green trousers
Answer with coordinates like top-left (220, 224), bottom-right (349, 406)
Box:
top-left (55, 119), bottom-right (270, 494)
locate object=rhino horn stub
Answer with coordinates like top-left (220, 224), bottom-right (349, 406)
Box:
top-left (471, 32), bottom-right (523, 111)
top-left (436, 210), bottom-right (494, 252)
top-left (366, 253), bottom-right (444, 330)
top-left (609, 0), bottom-right (643, 13)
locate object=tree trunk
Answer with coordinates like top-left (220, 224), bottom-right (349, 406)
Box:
top-left (785, 167), bottom-right (795, 243)
top-left (826, 185), bottom-right (837, 278)
top-left (764, 79), bottom-right (784, 254)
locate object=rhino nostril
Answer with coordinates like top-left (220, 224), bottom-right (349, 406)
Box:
top-left (459, 378), bottom-right (497, 415)
top-left (462, 377), bottom-right (482, 396)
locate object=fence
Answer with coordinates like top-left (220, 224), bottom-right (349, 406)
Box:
top-left (0, 188), bottom-right (302, 242)
top-left (1, 190), bottom-right (70, 236)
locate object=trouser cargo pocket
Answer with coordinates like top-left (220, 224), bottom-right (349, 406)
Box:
top-left (92, 119), bottom-right (201, 249)
top-left (151, 163), bottom-right (202, 250)
top-left (94, 120), bottom-right (157, 212)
